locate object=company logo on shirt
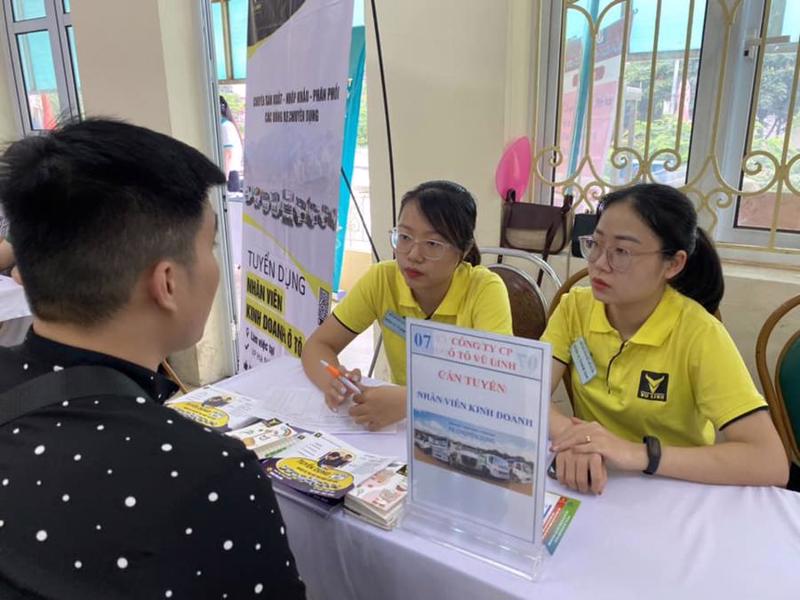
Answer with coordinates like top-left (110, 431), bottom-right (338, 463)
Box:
top-left (638, 371), bottom-right (669, 401)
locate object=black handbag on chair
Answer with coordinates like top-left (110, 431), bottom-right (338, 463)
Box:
top-left (571, 212), bottom-right (599, 257)
top-left (499, 194), bottom-right (574, 284)
top-left (499, 194), bottom-right (574, 262)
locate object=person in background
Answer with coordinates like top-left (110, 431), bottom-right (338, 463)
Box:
top-left (543, 183), bottom-right (788, 495)
top-left (301, 180), bottom-right (513, 430)
top-left (0, 119), bottom-right (305, 599)
top-left (220, 95), bottom-right (244, 191)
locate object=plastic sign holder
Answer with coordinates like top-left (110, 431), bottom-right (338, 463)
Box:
top-left (401, 319), bottom-right (551, 580)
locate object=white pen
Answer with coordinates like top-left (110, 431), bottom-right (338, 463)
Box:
top-left (320, 359), bottom-right (361, 396)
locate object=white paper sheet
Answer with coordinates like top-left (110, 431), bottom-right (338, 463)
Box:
top-left (248, 387), bottom-right (397, 434)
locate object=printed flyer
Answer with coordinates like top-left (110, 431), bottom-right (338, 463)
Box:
top-left (166, 386), bottom-right (263, 431)
top-left (227, 418), bottom-right (299, 458)
top-left (263, 431), bottom-right (393, 499)
top-left (543, 492), bottom-right (580, 555)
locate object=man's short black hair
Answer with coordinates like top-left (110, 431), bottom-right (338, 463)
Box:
top-left (0, 118), bottom-right (225, 325)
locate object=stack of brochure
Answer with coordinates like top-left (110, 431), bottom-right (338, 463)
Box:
top-left (344, 461), bottom-right (407, 529)
top-left (226, 418), bottom-right (299, 459)
top-left (166, 388), bottom-right (404, 519)
top-left (166, 387), bottom-right (307, 459)
top-left (262, 431), bottom-right (395, 515)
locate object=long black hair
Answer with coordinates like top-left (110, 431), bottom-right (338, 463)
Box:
top-left (219, 95), bottom-right (233, 121)
top-left (598, 183), bottom-right (724, 315)
top-left (400, 180), bottom-right (480, 266)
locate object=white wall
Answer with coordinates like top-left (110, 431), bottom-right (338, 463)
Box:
top-left (70, 0), bottom-right (172, 133)
top-left (365, 0), bottom-right (531, 261)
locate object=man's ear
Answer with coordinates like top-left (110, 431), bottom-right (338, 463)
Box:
top-left (147, 260), bottom-right (180, 313)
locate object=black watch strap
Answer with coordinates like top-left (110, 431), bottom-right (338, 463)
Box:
top-left (643, 436), bottom-right (661, 475)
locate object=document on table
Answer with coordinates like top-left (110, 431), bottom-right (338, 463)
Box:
top-left (250, 387), bottom-right (397, 434)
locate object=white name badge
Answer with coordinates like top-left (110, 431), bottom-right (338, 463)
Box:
top-left (570, 337), bottom-right (597, 385)
top-left (383, 310), bottom-right (406, 338)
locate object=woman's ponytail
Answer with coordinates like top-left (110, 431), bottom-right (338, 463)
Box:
top-left (464, 241), bottom-right (481, 267)
top-left (669, 227), bottom-right (724, 315)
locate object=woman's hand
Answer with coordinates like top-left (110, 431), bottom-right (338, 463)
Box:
top-left (552, 417), bottom-right (647, 472)
top-left (554, 447), bottom-right (608, 495)
top-left (348, 385), bottom-right (406, 431)
top-left (324, 366), bottom-right (361, 411)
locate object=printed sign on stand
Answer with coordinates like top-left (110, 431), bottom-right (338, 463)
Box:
top-left (240, 0), bottom-right (353, 369)
top-left (402, 319), bottom-right (551, 580)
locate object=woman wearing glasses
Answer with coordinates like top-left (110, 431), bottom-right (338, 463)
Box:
top-left (301, 180), bottom-right (512, 429)
top-left (543, 183), bottom-right (787, 494)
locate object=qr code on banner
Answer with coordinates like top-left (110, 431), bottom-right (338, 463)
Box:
top-left (318, 288), bottom-right (330, 324)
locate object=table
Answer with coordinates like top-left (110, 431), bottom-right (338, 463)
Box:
top-left (219, 358), bottom-right (800, 600)
top-left (0, 275), bottom-right (31, 346)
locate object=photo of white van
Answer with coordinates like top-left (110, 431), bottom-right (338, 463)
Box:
top-left (448, 445), bottom-right (481, 471)
top-left (414, 431), bottom-right (431, 453)
top-left (430, 438), bottom-right (449, 463)
top-left (449, 446), bottom-right (510, 481)
top-left (511, 461), bottom-right (533, 483)
top-left (482, 454), bottom-right (511, 480)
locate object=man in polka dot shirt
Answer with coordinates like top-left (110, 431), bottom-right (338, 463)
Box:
top-left (0, 120), bottom-right (306, 599)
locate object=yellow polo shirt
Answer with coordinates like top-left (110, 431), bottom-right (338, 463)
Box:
top-left (542, 286), bottom-right (767, 447)
top-left (333, 260), bottom-right (513, 385)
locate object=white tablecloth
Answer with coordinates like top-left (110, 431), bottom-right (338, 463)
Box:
top-left (219, 359), bottom-right (800, 600)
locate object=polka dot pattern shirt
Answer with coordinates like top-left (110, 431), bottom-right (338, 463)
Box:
top-left (0, 331), bottom-right (306, 599)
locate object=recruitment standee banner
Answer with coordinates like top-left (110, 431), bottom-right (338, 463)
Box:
top-left (240, 0), bottom-right (353, 370)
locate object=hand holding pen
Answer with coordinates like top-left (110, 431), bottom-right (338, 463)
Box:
top-left (320, 359), bottom-right (362, 411)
